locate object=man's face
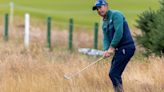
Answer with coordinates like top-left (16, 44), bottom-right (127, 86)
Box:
top-left (96, 5), bottom-right (108, 17)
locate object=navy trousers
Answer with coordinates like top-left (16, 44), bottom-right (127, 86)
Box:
top-left (109, 47), bottom-right (135, 87)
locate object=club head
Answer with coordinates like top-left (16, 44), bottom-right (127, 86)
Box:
top-left (64, 75), bottom-right (71, 80)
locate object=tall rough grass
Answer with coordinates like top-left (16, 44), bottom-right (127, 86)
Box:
top-left (0, 39), bottom-right (163, 92)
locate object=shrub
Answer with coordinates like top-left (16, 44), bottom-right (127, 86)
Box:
top-left (135, 0), bottom-right (164, 56)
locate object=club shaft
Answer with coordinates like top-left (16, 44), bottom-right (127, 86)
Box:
top-left (68, 57), bottom-right (104, 79)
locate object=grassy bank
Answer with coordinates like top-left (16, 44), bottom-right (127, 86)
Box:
top-left (0, 0), bottom-right (159, 28)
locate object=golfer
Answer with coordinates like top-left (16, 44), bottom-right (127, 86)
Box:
top-left (92, 0), bottom-right (135, 92)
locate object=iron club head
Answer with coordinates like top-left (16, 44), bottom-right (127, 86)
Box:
top-left (64, 75), bottom-right (71, 80)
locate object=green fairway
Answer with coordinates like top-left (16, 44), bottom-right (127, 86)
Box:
top-left (0, 0), bottom-right (159, 28)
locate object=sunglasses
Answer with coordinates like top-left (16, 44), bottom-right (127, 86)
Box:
top-left (96, 6), bottom-right (102, 10)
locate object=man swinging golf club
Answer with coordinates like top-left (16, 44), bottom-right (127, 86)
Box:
top-left (92, 0), bottom-right (136, 92)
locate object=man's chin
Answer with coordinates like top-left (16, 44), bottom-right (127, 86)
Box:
top-left (100, 14), bottom-right (106, 17)
top-left (98, 13), bottom-right (106, 17)
top-left (100, 13), bottom-right (106, 17)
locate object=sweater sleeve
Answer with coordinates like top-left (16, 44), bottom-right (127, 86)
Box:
top-left (103, 30), bottom-right (110, 50)
top-left (110, 12), bottom-right (124, 48)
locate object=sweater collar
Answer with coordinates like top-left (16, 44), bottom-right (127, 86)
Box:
top-left (103, 10), bottom-right (112, 21)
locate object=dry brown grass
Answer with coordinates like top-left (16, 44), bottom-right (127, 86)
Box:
top-left (0, 16), bottom-right (163, 92)
top-left (0, 39), bottom-right (163, 92)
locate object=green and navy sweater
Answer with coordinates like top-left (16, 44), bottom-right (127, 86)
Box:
top-left (102, 10), bottom-right (135, 50)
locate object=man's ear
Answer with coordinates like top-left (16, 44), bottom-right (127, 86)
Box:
top-left (105, 4), bottom-right (108, 8)
top-left (105, 4), bottom-right (109, 10)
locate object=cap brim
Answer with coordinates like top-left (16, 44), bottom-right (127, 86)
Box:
top-left (92, 6), bottom-right (97, 11)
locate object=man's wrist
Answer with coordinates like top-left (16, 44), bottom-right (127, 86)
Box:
top-left (107, 46), bottom-right (115, 53)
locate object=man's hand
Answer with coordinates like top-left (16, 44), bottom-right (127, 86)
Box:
top-left (103, 47), bottom-right (115, 58)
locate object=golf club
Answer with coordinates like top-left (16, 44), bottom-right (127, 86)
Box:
top-left (64, 57), bottom-right (105, 80)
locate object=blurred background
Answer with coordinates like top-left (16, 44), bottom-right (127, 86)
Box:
top-left (0, 0), bottom-right (159, 27)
